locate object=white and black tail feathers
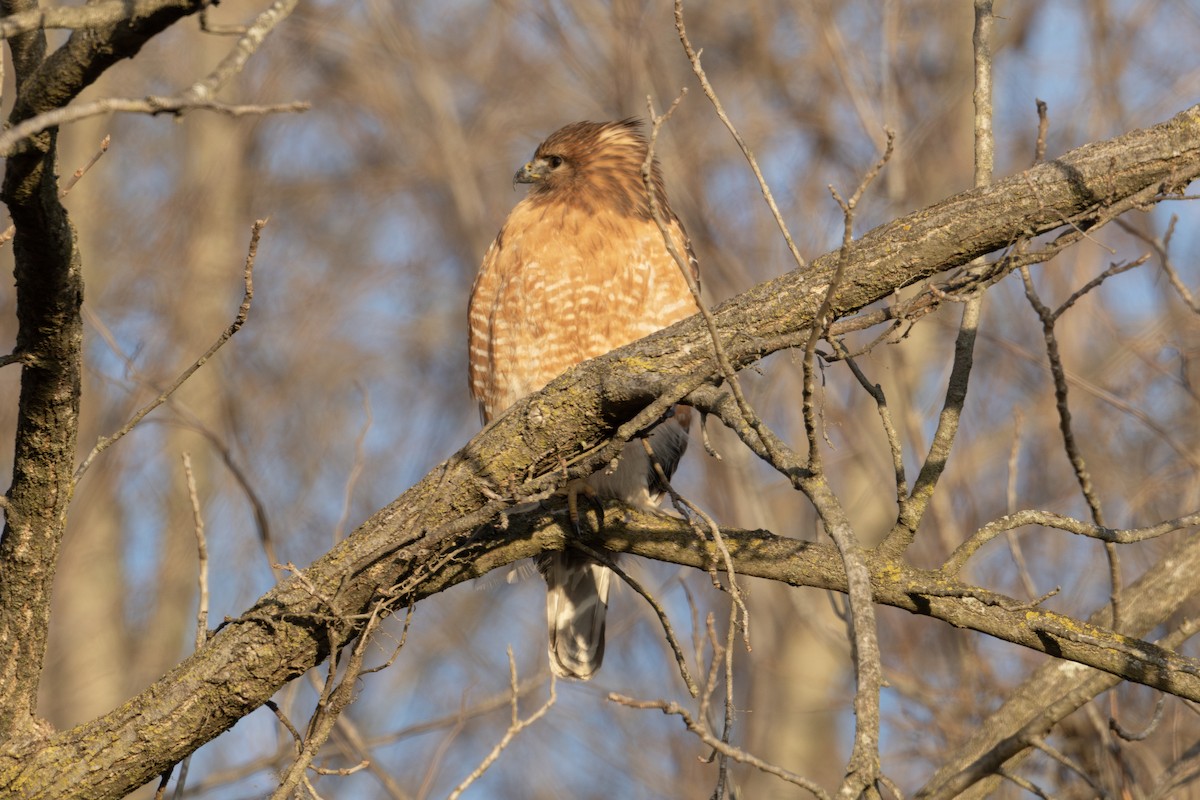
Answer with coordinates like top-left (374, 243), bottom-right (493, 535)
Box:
top-left (538, 411), bottom-right (691, 680)
top-left (539, 550), bottom-right (611, 679)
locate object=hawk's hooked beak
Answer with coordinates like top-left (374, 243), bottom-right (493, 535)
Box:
top-left (513, 159), bottom-right (546, 189)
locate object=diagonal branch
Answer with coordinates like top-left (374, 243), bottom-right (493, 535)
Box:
top-left (1, 105), bottom-right (1198, 799)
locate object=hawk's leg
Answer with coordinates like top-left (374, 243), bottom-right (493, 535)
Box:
top-left (566, 478), bottom-right (604, 538)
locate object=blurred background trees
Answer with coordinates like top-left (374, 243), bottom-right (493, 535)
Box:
top-left (4, 0), bottom-right (1199, 797)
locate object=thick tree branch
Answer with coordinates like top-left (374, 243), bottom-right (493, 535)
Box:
top-left (0, 0), bottom-right (188, 39)
top-left (0, 0), bottom-right (83, 742)
top-left (7, 0), bottom-right (210, 125)
top-left (0, 0), bottom-right (260, 758)
top-left (1, 105), bottom-right (1198, 798)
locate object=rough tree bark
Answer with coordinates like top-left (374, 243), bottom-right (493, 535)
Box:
top-left (0, 99), bottom-right (1195, 797)
top-left (0, 0), bottom-right (211, 743)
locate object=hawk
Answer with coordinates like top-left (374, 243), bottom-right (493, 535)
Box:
top-left (468, 119), bottom-right (698, 679)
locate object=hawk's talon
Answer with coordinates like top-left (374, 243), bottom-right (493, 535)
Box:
top-left (566, 479), bottom-right (604, 538)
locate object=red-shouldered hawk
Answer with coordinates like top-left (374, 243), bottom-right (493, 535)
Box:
top-left (469, 119), bottom-right (698, 680)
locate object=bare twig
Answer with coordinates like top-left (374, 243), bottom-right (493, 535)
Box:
top-left (642, 93), bottom-right (784, 475)
top-left (610, 693), bottom-right (831, 800)
top-left (311, 760), bottom-right (368, 777)
top-left (0, 352), bottom-right (34, 368)
top-left (1028, 735), bottom-right (1112, 800)
top-left (1004, 410), bottom-right (1039, 599)
top-left (713, 593), bottom-right (738, 800)
top-left (446, 650), bottom-right (556, 800)
top-left (697, 412), bottom-right (723, 460)
top-left (1018, 264), bottom-right (1119, 625)
top-left (884, 0), bottom-right (993, 554)
top-left (182, 453), bottom-right (210, 651)
top-left (1147, 732), bottom-right (1200, 800)
top-left (171, 452), bottom-right (209, 800)
top-left (0, 96), bottom-right (308, 157)
top-left (1119, 215), bottom-right (1200, 314)
top-left (834, 343), bottom-right (907, 511)
top-left (809, 130), bottom-right (895, 463)
top-left (573, 539), bottom-right (698, 697)
top-left (178, 418), bottom-right (281, 582)
top-left (639, 436), bottom-right (750, 648)
top-left (190, 0), bottom-right (301, 100)
top-left (802, 133), bottom-right (897, 799)
top-left (0, 0), bottom-right (306, 156)
top-left (265, 699), bottom-right (305, 754)
top-left (673, 0), bottom-right (807, 271)
top-left (0, 133), bottom-right (111, 247)
top-left (58, 134), bottom-right (110, 199)
top-left (944, 509), bottom-right (1200, 574)
top-left (1051, 255), bottom-right (1150, 320)
top-left (333, 385), bottom-right (373, 545)
top-left (73, 219), bottom-right (265, 485)
top-left (1033, 99), bottom-right (1050, 164)
top-left (270, 605), bottom-right (385, 800)
top-left (641, 99), bottom-right (752, 647)
top-left (1110, 692), bottom-right (1166, 742)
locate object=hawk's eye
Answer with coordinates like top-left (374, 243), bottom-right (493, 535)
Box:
top-left (547, 155), bottom-right (564, 169)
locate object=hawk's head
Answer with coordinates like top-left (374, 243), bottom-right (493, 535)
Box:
top-left (514, 118), bottom-right (670, 219)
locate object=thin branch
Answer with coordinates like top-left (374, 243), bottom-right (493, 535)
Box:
top-left (1147, 732), bottom-right (1200, 800)
top-left (714, 592), bottom-right (738, 799)
top-left (171, 452), bottom-right (209, 800)
top-left (1119, 215), bottom-right (1200, 314)
top-left (0, 133), bottom-right (110, 247)
top-left (178, 418), bottom-right (281, 582)
top-left (1028, 735), bottom-right (1112, 800)
top-left (265, 700), bottom-right (305, 755)
top-left (0, 0), bottom-right (307, 156)
top-left (446, 650), bottom-right (556, 800)
top-left (1051, 255), bottom-right (1150, 320)
top-left (673, 0), bottom-right (807, 271)
top-left (883, 259), bottom-right (984, 554)
top-left (58, 133), bottom-right (110, 198)
top-left (0, 96), bottom-right (307, 157)
top-left (944, 509), bottom-right (1200, 574)
top-left (183, 453), bottom-right (210, 651)
top-left (687, 398), bottom-right (883, 797)
top-left (806, 130), bottom-right (896, 800)
top-left (884, 0), bottom-right (994, 554)
top-left (835, 345), bottom-right (907, 510)
top-left (73, 219), bottom-right (264, 485)
top-left (1004, 410), bottom-right (1040, 600)
top-left (188, 0), bottom-right (301, 101)
top-left (333, 385), bottom-right (373, 545)
top-left (809, 130), bottom-right (895, 464)
top-left (1018, 263), bottom-right (1119, 626)
top-left (642, 93), bottom-right (785, 474)
top-left (916, 583), bottom-right (1200, 799)
top-left (573, 539), bottom-right (698, 697)
top-left (0, 352), bottom-right (34, 368)
top-left (1033, 99), bottom-right (1050, 164)
top-left (640, 435), bottom-right (750, 648)
top-left (270, 600), bottom-right (390, 800)
top-left (610, 693), bottom-right (831, 800)
top-left (1110, 692), bottom-right (1166, 742)
top-left (641, 98), bottom-right (752, 647)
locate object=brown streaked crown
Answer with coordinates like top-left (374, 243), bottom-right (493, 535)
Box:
top-left (522, 118), bottom-right (674, 220)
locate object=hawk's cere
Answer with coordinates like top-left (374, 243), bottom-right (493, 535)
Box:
top-left (468, 118), bottom-right (699, 679)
